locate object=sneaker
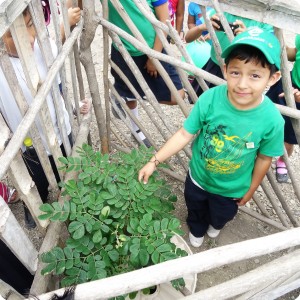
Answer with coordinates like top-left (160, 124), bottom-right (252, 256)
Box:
top-left (132, 130), bottom-right (152, 148)
top-left (206, 225), bottom-right (220, 238)
top-left (111, 95), bottom-right (126, 119)
top-left (189, 232), bottom-right (204, 247)
top-left (275, 158), bottom-right (289, 183)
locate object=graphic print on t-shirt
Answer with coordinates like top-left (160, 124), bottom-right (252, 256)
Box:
top-left (200, 123), bottom-right (252, 174)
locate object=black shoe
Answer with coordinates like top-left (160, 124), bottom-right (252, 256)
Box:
top-left (132, 130), bottom-right (152, 148)
top-left (24, 205), bottom-right (37, 229)
top-left (142, 137), bottom-right (151, 148)
top-left (111, 96), bottom-right (126, 119)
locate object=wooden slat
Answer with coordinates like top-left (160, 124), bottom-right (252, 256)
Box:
top-left (0, 197), bottom-right (38, 274)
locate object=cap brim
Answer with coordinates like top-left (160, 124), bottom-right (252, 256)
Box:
top-left (221, 40), bottom-right (277, 69)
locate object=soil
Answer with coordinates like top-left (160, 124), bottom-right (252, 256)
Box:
top-left (5, 1), bottom-right (300, 299)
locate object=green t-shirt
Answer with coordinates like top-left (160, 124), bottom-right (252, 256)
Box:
top-left (292, 34), bottom-right (300, 88)
top-left (211, 13), bottom-right (274, 65)
top-left (106, 0), bottom-right (167, 56)
top-left (183, 85), bottom-right (284, 198)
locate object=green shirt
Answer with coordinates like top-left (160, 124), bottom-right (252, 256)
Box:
top-left (211, 13), bottom-right (274, 65)
top-left (292, 34), bottom-right (300, 88)
top-left (183, 85), bottom-right (284, 198)
top-left (106, 0), bottom-right (167, 56)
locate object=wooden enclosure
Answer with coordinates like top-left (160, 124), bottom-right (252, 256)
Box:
top-left (0, 0), bottom-right (300, 299)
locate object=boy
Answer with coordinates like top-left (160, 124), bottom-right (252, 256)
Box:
top-left (106, 0), bottom-right (184, 147)
top-left (0, 7), bottom-right (90, 226)
top-left (139, 28), bottom-right (284, 247)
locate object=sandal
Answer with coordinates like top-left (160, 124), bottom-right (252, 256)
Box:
top-left (7, 188), bottom-right (20, 204)
top-left (276, 159), bottom-right (289, 183)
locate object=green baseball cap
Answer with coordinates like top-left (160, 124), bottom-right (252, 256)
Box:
top-left (221, 27), bottom-right (281, 69)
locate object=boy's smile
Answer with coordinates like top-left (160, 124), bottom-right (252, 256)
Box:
top-left (224, 58), bottom-right (280, 110)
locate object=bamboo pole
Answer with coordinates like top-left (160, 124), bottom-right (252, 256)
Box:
top-left (0, 197), bottom-right (38, 274)
top-left (35, 228), bottom-right (300, 300)
top-left (251, 192), bottom-right (271, 218)
top-left (184, 249), bottom-right (300, 300)
top-left (266, 171), bottom-right (300, 227)
top-left (260, 178), bottom-right (291, 227)
top-left (239, 206), bottom-right (288, 231)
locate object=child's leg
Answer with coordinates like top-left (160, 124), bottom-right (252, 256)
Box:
top-left (184, 173), bottom-right (210, 237)
top-left (208, 194), bottom-right (238, 230)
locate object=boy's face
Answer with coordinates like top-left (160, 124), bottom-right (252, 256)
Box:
top-left (2, 11), bottom-right (36, 58)
top-left (223, 58), bottom-right (281, 110)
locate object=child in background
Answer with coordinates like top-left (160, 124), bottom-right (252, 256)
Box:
top-left (0, 7), bottom-right (90, 227)
top-left (106, 0), bottom-right (184, 147)
top-left (187, 2), bottom-right (214, 42)
top-left (168, 0), bottom-right (185, 41)
top-left (139, 28), bottom-right (284, 247)
top-left (266, 34), bottom-right (300, 182)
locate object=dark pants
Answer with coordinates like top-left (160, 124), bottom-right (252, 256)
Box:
top-left (22, 135), bottom-right (73, 202)
top-left (22, 135), bottom-right (73, 227)
top-left (184, 173), bottom-right (238, 237)
top-left (0, 240), bottom-right (34, 295)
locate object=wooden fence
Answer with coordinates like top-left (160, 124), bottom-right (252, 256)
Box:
top-left (0, 0), bottom-right (300, 299)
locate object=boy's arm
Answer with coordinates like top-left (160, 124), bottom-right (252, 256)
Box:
top-left (175, 0), bottom-right (185, 36)
top-left (237, 153), bottom-right (272, 206)
top-left (138, 127), bottom-right (194, 184)
top-left (145, 2), bottom-right (169, 78)
top-left (185, 23), bottom-right (207, 43)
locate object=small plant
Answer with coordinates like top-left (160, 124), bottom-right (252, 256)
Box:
top-left (39, 144), bottom-right (187, 299)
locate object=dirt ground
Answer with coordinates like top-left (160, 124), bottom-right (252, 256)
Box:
top-left (6, 1), bottom-right (300, 299)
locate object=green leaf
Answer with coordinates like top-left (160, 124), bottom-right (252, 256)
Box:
top-left (38, 212), bottom-right (53, 220)
top-left (92, 230), bottom-right (103, 243)
top-left (64, 247), bottom-right (73, 259)
top-left (50, 212), bottom-right (62, 222)
top-left (153, 221), bottom-right (160, 233)
top-left (129, 291), bottom-right (138, 299)
top-left (161, 218), bottom-right (169, 231)
top-left (151, 250), bottom-right (159, 264)
top-left (157, 244), bottom-right (172, 253)
top-left (139, 249), bottom-right (149, 267)
top-left (108, 249), bottom-right (119, 262)
top-left (52, 247), bottom-right (65, 260)
top-left (41, 251), bottom-right (56, 263)
top-left (143, 213), bottom-right (152, 224)
top-left (65, 259), bottom-right (74, 269)
top-left (68, 221), bottom-right (85, 240)
top-left (39, 203), bottom-right (54, 213)
top-left (41, 262), bottom-right (56, 275)
top-left (56, 261), bottom-right (66, 275)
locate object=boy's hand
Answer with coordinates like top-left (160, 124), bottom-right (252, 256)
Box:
top-left (279, 88), bottom-right (300, 103)
top-left (145, 58), bottom-right (158, 78)
top-left (79, 98), bottom-right (91, 115)
top-left (236, 190), bottom-right (253, 206)
top-left (68, 7), bottom-right (81, 27)
top-left (138, 162), bottom-right (157, 184)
